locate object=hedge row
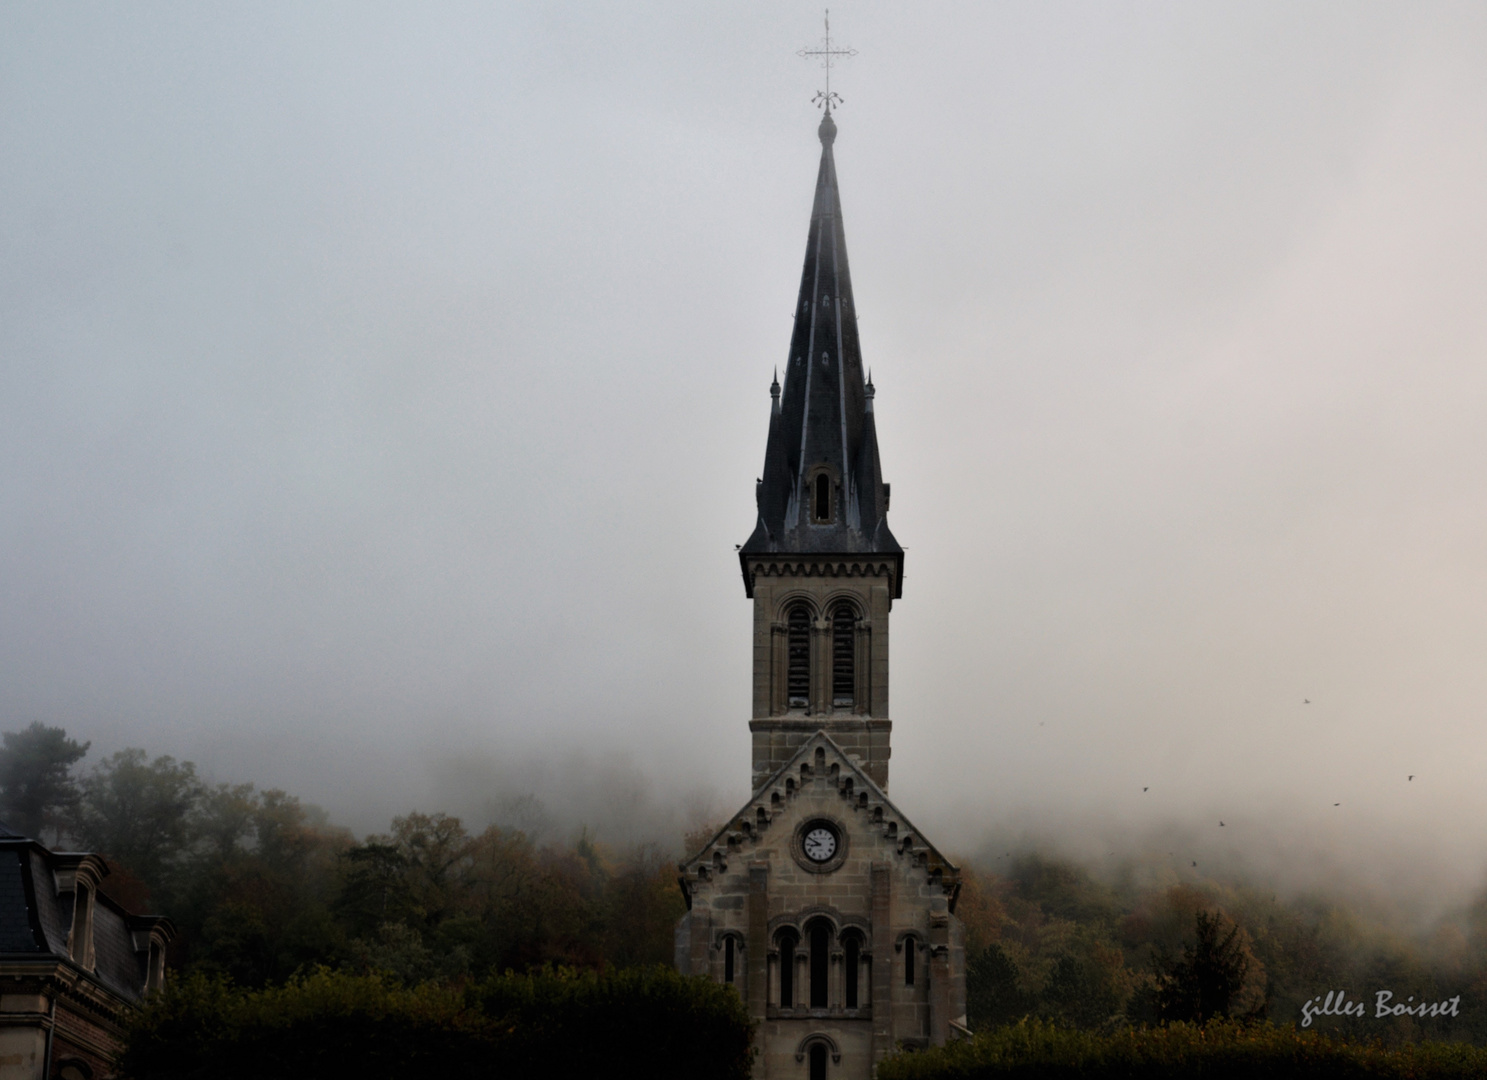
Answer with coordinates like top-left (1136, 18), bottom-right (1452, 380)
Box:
top-left (119, 966), bottom-right (753, 1080)
top-left (877, 1019), bottom-right (1487, 1080)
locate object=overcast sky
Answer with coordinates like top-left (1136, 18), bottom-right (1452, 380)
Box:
top-left (5, 3), bottom-right (1487, 912)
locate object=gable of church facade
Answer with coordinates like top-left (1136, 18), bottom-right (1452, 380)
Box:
top-left (677, 735), bottom-right (964, 1076)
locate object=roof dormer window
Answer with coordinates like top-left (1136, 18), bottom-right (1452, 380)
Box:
top-left (68, 882), bottom-right (96, 971)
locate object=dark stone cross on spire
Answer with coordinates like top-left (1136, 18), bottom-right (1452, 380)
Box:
top-left (797, 9), bottom-right (857, 112)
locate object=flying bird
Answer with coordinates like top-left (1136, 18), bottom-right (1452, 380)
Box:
top-left (1192, 861), bottom-right (1197, 867)
top-left (1303, 699), bottom-right (1310, 704)
top-left (1409, 775), bottom-right (1414, 781)
top-left (1219, 821), bottom-right (1225, 827)
top-left (1334, 803), bottom-right (1340, 807)
top-left (1143, 787), bottom-right (1149, 792)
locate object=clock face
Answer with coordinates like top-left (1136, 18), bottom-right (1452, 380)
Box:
top-left (803, 826), bottom-right (838, 863)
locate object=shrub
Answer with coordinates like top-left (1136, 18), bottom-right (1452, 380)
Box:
top-left (471, 965), bottom-right (755, 1078)
top-left (119, 969), bottom-right (492, 1080)
top-left (875, 1019), bottom-right (1487, 1080)
top-left (120, 965), bottom-right (753, 1080)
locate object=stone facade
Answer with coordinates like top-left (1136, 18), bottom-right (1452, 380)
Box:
top-left (676, 735), bottom-right (964, 1078)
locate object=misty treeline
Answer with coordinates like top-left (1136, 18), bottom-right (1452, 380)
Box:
top-left (0, 722), bottom-right (683, 984)
top-left (954, 854), bottom-right (1487, 1043)
top-left (8, 719), bottom-right (1487, 1047)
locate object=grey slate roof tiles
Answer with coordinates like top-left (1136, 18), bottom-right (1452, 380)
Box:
top-left (0, 849), bottom-right (41, 952)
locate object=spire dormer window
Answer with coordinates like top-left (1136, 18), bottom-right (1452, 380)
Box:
top-left (810, 470), bottom-right (834, 525)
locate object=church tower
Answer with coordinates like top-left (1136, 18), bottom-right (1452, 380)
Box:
top-left (739, 105), bottom-right (900, 795)
top-left (677, 109), bottom-right (966, 1079)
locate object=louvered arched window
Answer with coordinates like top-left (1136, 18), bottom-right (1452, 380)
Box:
top-left (787, 605), bottom-right (811, 709)
top-left (832, 602), bottom-right (856, 708)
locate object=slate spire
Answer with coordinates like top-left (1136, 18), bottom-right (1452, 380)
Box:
top-left (741, 108), bottom-right (901, 592)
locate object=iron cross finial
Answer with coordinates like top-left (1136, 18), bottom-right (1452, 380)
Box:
top-left (797, 9), bottom-right (856, 112)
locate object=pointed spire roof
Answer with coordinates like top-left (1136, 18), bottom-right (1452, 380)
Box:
top-left (740, 109), bottom-right (901, 593)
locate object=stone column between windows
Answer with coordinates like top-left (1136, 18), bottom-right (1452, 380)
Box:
top-left (810, 615), bottom-right (829, 715)
top-left (779, 624), bottom-right (791, 720)
top-left (870, 582), bottom-right (891, 719)
top-left (870, 863), bottom-right (893, 1062)
top-left (748, 864), bottom-right (768, 1020)
top-left (855, 619), bottom-right (872, 714)
top-left (929, 913), bottom-right (952, 1046)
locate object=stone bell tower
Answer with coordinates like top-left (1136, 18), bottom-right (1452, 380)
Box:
top-left (738, 104), bottom-right (902, 795)
top-left (677, 108), bottom-right (965, 1080)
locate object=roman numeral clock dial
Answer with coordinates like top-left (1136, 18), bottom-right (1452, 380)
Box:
top-left (804, 826), bottom-right (837, 862)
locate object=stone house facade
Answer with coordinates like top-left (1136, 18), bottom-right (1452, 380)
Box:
top-left (0, 827), bottom-right (173, 1080)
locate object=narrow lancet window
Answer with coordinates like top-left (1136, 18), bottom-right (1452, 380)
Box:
top-left (779, 931), bottom-right (798, 1007)
top-left (905, 939), bottom-right (916, 986)
top-left (831, 603), bottom-right (855, 708)
top-left (810, 920), bottom-right (830, 1008)
top-left (844, 933), bottom-right (860, 1008)
top-left (724, 936), bottom-right (735, 985)
top-left (787, 605), bottom-right (811, 709)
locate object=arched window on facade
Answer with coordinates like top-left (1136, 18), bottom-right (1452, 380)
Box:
top-left (809, 919), bottom-right (831, 1009)
top-left (787, 605), bottom-right (811, 709)
top-left (905, 937), bottom-right (916, 987)
top-left (842, 931), bottom-right (861, 1009)
top-left (724, 935), bottom-right (736, 985)
top-left (831, 602), bottom-right (855, 708)
top-left (809, 1043), bottom-right (828, 1080)
top-left (778, 930), bottom-right (799, 1008)
top-left (813, 472), bottom-right (832, 523)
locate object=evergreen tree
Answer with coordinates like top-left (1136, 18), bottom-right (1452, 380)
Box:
top-left (1153, 910), bottom-right (1254, 1024)
top-left (0, 722), bottom-right (90, 841)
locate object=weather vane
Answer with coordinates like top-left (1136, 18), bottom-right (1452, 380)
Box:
top-left (797, 9), bottom-right (856, 112)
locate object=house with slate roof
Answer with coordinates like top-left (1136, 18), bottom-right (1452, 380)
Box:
top-left (675, 106), bottom-right (967, 1080)
top-left (0, 825), bottom-right (172, 1080)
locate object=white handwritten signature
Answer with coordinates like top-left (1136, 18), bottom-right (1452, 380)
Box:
top-left (1301, 990), bottom-right (1461, 1027)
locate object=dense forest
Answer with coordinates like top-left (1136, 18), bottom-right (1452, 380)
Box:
top-left (5, 720), bottom-right (1487, 1044)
